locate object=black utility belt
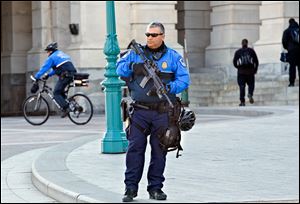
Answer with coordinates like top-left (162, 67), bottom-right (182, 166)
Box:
top-left (133, 101), bottom-right (172, 112)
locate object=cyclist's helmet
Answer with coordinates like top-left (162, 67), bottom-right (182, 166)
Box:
top-left (178, 108), bottom-right (196, 131)
top-left (45, 42), bottom-right (58, 51)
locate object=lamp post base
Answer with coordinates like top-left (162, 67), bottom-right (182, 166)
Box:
top-left (101, 132), bottom-right (128, 153)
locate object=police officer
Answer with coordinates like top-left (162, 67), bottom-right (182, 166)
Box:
top-left (116, 21), bottom-right (190, 202)
top-left (33, 42), bottom-right (77, 117)
top-left (233, 39), bottom-right (259, 106)
top-left (282, 18), bottom-right (300, 87)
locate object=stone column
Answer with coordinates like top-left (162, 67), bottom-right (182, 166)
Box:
top-left (67, 1), bottom-right (106, 69)
top-left (51, 1), bottom-right (71, 49)
top-left (254, 1), bottom-right (299, 75)
top-left (2, 1), bottom-right (32, 74)
top-left (1, 1), bottom-right (32, 115)
top-left (27, 1), bottom-right (71, 72)
top-left (67, 1), bottom-right (109, 113)
top-left (130, 1), bottom-right (183, 53)
top-left (177, 1), bottom-right (211, 73)
top-left (114, 1), bottom-right (131, 49)
top-left (205, 1), bottom-right (261, 77)
top-left (27, 1), bottom-right (53, 72)
top-left (67, 1), bottom-right (131, 68)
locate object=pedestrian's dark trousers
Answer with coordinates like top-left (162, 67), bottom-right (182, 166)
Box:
top-left (237, 74), bottom-right (255, 103)
top-left (288, 50), bottom-right (300, 85)
top-left (53, 76), bottom-right (73, 110)
top-left (124, 108), bottom-right (168, 192)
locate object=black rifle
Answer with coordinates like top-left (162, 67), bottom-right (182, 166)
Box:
top-left (129, 39), bottom-right (174, 108)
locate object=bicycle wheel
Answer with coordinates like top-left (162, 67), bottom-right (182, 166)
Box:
top-left (68, 93), bottom-right (93, 125)
top-left (23, 95), bottom-right (50, 125)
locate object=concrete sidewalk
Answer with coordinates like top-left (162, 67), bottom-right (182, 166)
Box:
top-left (3, 106), bottom-right (300, 203)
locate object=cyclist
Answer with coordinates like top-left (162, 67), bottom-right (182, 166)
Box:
top-left (33, 42), bottom-right (77, 118)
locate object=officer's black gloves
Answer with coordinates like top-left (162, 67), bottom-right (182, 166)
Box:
top-left (147, 87), bottom-right (157, 96)
top-left (165, 84), bottom-right (171, 93)
top-left (42, 73), bottom-right (49, 80)
top-left (120, 76), bottom-right (131, 83)
top-left (147, 83), bottom-right (171, 96)
top-left (131, 63), bottom-right (145, 75)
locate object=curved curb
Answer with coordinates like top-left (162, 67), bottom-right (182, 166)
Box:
top-left (31, 135), bottom-right (108, 203)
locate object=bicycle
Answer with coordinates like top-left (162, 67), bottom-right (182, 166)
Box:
top-left (23, 73), bottom-right (93, 125)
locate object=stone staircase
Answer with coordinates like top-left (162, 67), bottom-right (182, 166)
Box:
top-left (188, 72), bottom-right (299, 107)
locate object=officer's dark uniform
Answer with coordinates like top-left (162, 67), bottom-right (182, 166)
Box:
top-left (116, 42), bottom-right (190, 199)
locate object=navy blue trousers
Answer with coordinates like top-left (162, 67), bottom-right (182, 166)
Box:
top-left (53, 76), bottom-right (73, 110)
top-left (124, 108), bottom-right (168, 192)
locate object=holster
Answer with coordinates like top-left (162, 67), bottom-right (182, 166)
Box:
top-left (121, 98), bottom-right (130, 122)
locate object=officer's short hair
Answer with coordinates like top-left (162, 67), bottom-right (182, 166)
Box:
top-left (147, 21), bottom-right (165, 34)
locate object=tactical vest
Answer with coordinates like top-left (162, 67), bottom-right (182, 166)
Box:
top-left (128, 45), bottom-right (177, 103)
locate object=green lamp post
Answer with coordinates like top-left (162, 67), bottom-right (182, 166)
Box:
top-left (181, 88), bottom-right (189, 107)
top-left (181, 37), bottom-right (190, 107)
top-left (101, 1), bottom-right (128, 153)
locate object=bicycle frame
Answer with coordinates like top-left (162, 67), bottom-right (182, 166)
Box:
top-left (37, 80), bottom-right (63, 110)
top-left (24, 75), bottom-right (93, 125)
top-left (37, 79), bottom-right (79, 111)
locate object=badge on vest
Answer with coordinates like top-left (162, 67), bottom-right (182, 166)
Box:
top-left (162, 61), bottom-right (168, 69)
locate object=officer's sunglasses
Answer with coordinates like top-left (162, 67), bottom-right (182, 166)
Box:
top-left (145, 32), bottom-right (164, 37)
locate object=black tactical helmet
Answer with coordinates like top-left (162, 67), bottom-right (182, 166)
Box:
top-left (179, 109), bottom-right (196, 131)
top-left (158, 125), bottom-right (181, 151)
top-left (45, 42), bottom-right (58, 51)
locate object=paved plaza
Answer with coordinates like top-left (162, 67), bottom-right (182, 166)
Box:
top-left (1, 106), bottom-right (299, 203)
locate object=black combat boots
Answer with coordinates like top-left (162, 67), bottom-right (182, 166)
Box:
top-left (122, 189), bottom-right (137, 202)
top-left (148, 189), bottom-right (167, 200)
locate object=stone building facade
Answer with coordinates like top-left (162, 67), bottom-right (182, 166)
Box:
top-left (1, 1), bottom-right (299, 115)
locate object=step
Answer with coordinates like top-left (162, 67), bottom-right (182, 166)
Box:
top-left (189, 90), bottom-right (219, 98)
top-left (190, 74), bottom-right (225, 85)
top-left (189, 84), bottom-right (223, 92)
top-left (189, 97), bottom-right (214, 106)
top-left (188, 73), bottom-right (299, 106)
top-left (216, 93), bottom-right (275, 103)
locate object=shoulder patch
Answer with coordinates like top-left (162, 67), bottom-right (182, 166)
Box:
top-left (179, 58), bottom-right (187, 67)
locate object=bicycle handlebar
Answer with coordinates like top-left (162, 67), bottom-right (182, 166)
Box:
top-left (30, 75), bottom-right (47, 83)
top-left (30, 75), bottom-right (37, 82)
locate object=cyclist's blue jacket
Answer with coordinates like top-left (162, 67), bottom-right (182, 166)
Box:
top-left (116, 43), bottom-right (190, 103)
top-left (35, 50), bottom-right (76, 79)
